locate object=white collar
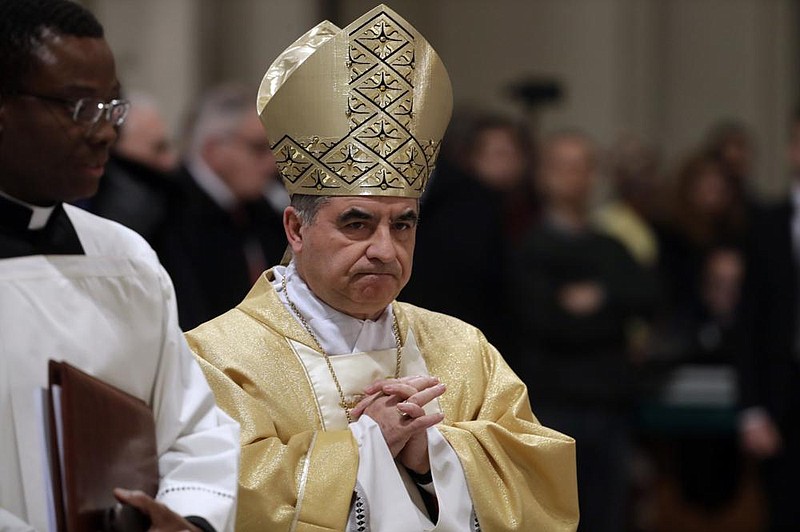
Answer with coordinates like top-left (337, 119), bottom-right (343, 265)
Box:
top-left (272, 262), bottom-right (396, 355)
top-left (0, 189), bottom-right (57, 230)
top-left (186, 156), bottom-right (238, 211)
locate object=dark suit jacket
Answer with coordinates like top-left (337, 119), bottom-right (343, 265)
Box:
top-left (399, 163), bottom-right (508, 347)
top-left (738, 200), bottom-right (799, 425)
top-left (156, 166), bottom-right (286, 330)
top-left (510, 222), bottom-right (659, 407)
top-left (87, 153), bottom-right (178, 247)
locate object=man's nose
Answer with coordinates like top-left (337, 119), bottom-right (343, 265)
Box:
top-left (366, 224), bottom-right (396, 262)
top-left (85, 116), bottom-right (118, 147)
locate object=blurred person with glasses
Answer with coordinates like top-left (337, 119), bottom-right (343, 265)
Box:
top-left (84, 90), bottom-right (182, 246)
top-left (0, 1), bottom-right (239, 531)
top-left (156, 83), bottom-right (288, 331)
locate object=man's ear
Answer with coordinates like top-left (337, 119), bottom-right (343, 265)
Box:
top-left (201, 138), bottom-right (225, 174)
top-left (283, 206), bottom-right (304, 254)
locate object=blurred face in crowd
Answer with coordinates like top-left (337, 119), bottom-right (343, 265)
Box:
top-left (609, 136), bottom-right (661, 217)
top-left (688, 161), bottom-right (730, 217)
top-left (286, 196), bottom-right (418, 320)
top-left (538, 135), bottom-right (596, 210)
top-left (719, 132), bottom-right (753, 179)
top-left (469, 126), bottom-right (527, 191)
top-left (0, 33), bottom-right (119, 205)
top-left (617, 164), bottom-right (659, 218)
top-left (115, 104), bottom-right (177, 173)
top-left (206, 112), bottom-right (277, 201)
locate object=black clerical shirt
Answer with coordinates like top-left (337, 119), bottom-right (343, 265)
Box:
top-left (0, 193), bottom-right (84, 258)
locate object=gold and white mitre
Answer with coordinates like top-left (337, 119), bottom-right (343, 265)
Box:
top-left (257, 4), bottom-right (453, 198)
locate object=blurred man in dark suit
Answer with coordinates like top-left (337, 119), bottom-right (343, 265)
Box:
top-left (157, 83), bottom-right (287, 330)
top-left (738, 109), bottom-right (800, 530)
top-left (512, 131), bottom-right (658, 532)
top-left (86, 91), bottom-right (179, 244)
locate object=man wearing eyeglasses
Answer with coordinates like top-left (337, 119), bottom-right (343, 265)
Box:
top-left (0, 1), bottom-right (239, 530)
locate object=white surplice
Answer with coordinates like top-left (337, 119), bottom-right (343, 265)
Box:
top-left (273, 263), bottom-right (473, 531)
top-left (0, 204), bottom-right (239, 531)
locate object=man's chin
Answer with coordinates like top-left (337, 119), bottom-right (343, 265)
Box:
top-left (352, 286), bottom-right (400, 313)
top-left (64, 176), bottom-right (102, 203)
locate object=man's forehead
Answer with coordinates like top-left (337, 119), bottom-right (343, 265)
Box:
top-left (325, 196), bottom-right (419, 215)
top-left (28, 33), bottom-right (117, 94)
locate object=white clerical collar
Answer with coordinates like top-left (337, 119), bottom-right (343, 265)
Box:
top-left (272, 262), bottom-right (396, 355)
top-left (0, 189), bottom-right (56, 230)
top-left (186, 156), bottom-right (238, 211)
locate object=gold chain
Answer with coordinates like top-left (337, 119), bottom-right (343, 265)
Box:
top-left (281, 274), bottom-right (403, 423)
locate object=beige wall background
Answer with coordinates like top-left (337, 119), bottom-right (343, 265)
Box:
top-left (87, 0), bottom-right (799, 198)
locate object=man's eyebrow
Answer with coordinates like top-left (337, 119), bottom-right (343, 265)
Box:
top-left (337, 208), bottom-right (374, 223)
top-left (394, 210), bottom-right (419, 223)
top-left (62, 82), bottom-right (123, 98)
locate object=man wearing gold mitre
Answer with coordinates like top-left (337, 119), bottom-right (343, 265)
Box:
top-left (186, 5), bottom-right (579, 531)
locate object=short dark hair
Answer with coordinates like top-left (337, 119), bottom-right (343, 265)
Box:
top-left (0, 0), bottom-right (104, 94)
top-left (291, 194), bottom-right (330, 225)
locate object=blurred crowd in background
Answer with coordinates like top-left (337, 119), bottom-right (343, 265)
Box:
top-left (82, 84), bottom-right (800, 532)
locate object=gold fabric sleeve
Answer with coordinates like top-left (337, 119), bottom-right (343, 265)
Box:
top-left (186, 275), bottom-right (358, 531)
top-left (396, 304), bottom-right (580, 531)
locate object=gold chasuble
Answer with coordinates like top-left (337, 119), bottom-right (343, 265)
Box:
top-left (187, 270), bottom-right (579, 531)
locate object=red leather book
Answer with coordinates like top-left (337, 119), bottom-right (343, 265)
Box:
top-left (46, 360), bottom-right (158, 532)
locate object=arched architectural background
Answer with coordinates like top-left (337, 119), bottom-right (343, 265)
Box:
top-left (85, 0), bottom-right (799, 198)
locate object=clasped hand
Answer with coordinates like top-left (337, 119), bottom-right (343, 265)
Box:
top-left (350, 375), bottom-right (446, 475)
